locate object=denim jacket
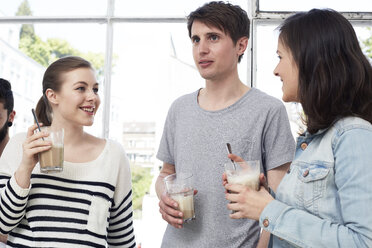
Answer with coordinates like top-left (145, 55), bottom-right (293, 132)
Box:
top-left (260, 117), bottom-right (372, 248)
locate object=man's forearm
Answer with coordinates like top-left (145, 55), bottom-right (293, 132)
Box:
top-left (156, 162), bottom-right (176, 199)
top-left (155, 173), bottom-right (167, 199)
top-left (267, 162), bottom-right (290, 192)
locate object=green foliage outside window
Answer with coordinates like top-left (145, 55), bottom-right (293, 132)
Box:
top-left (16, 0), bottom-right (106, 79)
top-left (131, 165), bottom-right (153, 213)
top-left (362, 27), bottom-right (372, 62)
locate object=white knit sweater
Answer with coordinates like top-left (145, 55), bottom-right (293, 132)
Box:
top-left (0, 133), bottom-right (135, 248)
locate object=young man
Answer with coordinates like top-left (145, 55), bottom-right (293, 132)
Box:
top-left (0, 78), bottom-right (16, 246)
top-left (0, 78), bottom-right (15, 156)
top-left (155, 2), bottom-right (295, 247)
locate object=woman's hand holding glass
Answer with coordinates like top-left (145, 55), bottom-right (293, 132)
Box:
top-left (16, 124), bottom-right (52, 188)
top-left (225, 179), bottom-right (274, 220)
top-left (223, 154), bottom-right (274, 220)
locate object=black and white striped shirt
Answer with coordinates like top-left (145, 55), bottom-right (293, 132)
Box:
top-left (0, 133), bottom-right (136, 248)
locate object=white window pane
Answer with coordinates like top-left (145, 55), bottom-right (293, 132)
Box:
top-left (110, 23), bottom-right (203, 143)
top-left (259, 0), bottom-right (372, 12)
top-left (115, 0), bottom-right (247, 17)
top-left (0, 23), bottom-right (106, 137)
top-left (0, 0), bottom-right (106, 16)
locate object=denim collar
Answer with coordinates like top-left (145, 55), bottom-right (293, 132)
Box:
top-left (299, 127), bottom-right (330, 141)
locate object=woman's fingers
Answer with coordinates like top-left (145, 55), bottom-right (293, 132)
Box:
top-left (259, 173), bottom-right (269, 191)
top-left (23, 140), bottom-right (51, 157)
top-left (23, 138), bottom-right (52, 157)
top-left (22, 124), bottom-right (52, 168)
top-left (26, 127), bottom-right (49, 145)
top-left (227, 153), bottom-right (245, 162)
top-left (30, 143), bottom-right (52, 153)
top-left (222, 173), bottom-right (228, 186)
top-left (26, 123), bottom-right (44, 137)
top-left (24, 124), bottom-right (51, 150)
top-left (25, 137), bottom-right (52, 149)
top-left (226, 192), bottom-right (240, 202)
top-left (225, 183), bottom-right (246, 193)
top-left (228, 205), bottom-right (243, 219)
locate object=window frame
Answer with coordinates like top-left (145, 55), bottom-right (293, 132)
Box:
top-left (249, 0), bottom-right (372, 87)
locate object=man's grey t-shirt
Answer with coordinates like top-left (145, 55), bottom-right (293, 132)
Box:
top-left (157, 88), bottom-right (295, 248)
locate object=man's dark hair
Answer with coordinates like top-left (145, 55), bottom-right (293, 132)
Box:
top-left (187, 1), bottom-right (250, 62)
top-left (279, 9), bottom-right (372, 133)
top-left (0, 78), bottom-right (14, 115)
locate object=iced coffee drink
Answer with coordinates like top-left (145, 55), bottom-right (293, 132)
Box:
top-left (224, 161), bottom-right (260, 213)
top-left (169, 188), bottom-right (195, 221)
top-left (164, 173), bottom-right (195, 222)
top-left (39, 145), bottom-right (64, 172)
top-left (224, 160), bottom-right (260, 190)
top-left (38, 127), bottom-right (64, 173)
top-left (226, 167), bottom-right (260, 190)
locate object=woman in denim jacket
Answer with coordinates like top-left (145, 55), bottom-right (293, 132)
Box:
top-left (224, 9), bottom-right (372, 248)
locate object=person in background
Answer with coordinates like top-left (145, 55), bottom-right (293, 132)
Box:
top-left (225, 8), bottom-right (372, 247)
top-left (0, 78), bottom-right (16, 246)
top-left (156, 1), bottom-right (295, 247)
top-left (0, 79), bottom-right (16, 156)
top-left (0, 56), bottom-right (136, 247)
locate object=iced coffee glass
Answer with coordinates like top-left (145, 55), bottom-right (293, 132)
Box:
top-left (38, 126), bottom-right (64, 173)
top-left (224, 160), bottom-right (260, 190)
top-left (164, 172), bottom-right (195, 222)
top-left (225, 160), bottom-right (260, 213)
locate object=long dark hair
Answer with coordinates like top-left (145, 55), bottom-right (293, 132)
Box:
top-left (278, 9), bottom-right (372, 134)
top-left (35, 56), bottom-right (93, 126)
top-left (187, 1), bottom-right (250, 62)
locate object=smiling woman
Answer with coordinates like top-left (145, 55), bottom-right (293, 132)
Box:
top-left (46, 68), bottom-right (100, 127)
top-left (0, 56), bottom-right (136, 248)
top-left (0, 22), bottom-right (106, 138)
top-left (273, 39), bottom-right (299, 102)
top-left (224, 9), bottom-right (372, 248)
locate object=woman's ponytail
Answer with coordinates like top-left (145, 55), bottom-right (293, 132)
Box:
top-left (35, 95), bottom-right (52, 126)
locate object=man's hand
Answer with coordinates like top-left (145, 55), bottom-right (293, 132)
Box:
top-left (159, 191), bottom-right (184, 229)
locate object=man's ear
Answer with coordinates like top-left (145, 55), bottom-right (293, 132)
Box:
top-left (45, 88), bottom-right (59, 105)
top-left (236, 36), bottom-right (248, 56)
top-left (8, 110), bottom-right (16, 123)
